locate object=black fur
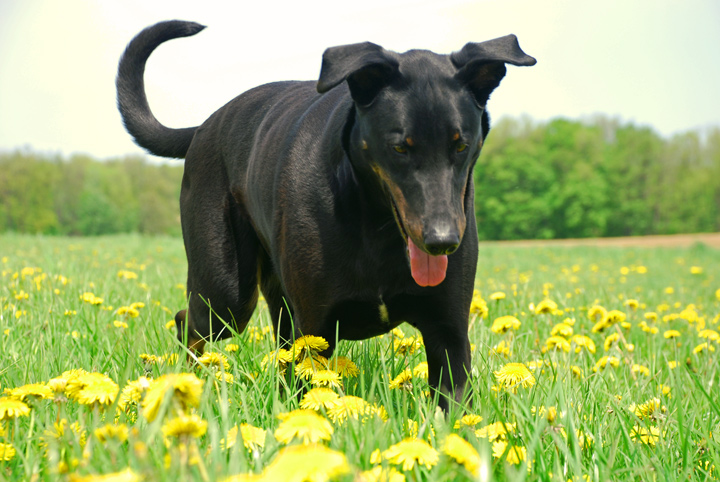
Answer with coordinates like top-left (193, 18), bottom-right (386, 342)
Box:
top-left (116, 21), bottom-right (535, 410)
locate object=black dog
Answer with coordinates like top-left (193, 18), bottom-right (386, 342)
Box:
top-left (117, 20), bottom-right (535, 410)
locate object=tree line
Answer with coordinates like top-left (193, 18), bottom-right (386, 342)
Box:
top-left (1, 116), bottom-right (719, 239)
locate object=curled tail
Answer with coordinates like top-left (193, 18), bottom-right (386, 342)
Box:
top-left (116, 20), bottom-right (205, 159)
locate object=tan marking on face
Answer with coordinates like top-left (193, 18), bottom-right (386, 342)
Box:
top-left (371, 164), bottom-right (423, 242)
top-left (405, 137), bottom-right (414, 147)
top-left (477, 138), bottom-right (484, 149)
top-left (361, 140), bottom-right (369, 150)
top-left (452, 132), bottom-right (460, 141)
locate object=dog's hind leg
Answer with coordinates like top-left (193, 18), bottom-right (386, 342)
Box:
top-left (176, 165), bottom-right (260, 354)
top-left (258, 253), bottom-right (295, 347)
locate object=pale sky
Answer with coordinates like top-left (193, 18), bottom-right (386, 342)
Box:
top-left (1, 0), bottom-right (719, 161)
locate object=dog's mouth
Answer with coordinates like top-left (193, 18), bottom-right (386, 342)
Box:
top-left (389, 198), bottom-right (449, 288)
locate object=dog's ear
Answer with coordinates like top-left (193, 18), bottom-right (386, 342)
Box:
top-left (317, 42), bottom-right (399, 106)
top-left (452, 35), bottom-right (536, 107)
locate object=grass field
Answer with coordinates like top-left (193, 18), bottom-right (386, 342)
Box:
top-left (1, 233), bottom-right (719, 481)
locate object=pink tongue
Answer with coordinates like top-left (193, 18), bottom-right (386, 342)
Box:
top-left (407, 238), bottom-right (448, 287)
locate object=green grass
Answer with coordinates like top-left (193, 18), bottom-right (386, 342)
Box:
top-left (1, 234), bottom-right (719, 481)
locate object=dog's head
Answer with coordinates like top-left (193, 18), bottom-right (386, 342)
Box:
top-left (317, 36), bottom-right (535, 287)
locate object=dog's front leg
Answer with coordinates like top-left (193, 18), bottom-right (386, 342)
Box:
top-left (417, 321), bottom-right (472, 412)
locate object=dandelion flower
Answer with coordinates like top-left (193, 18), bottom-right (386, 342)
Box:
top-left (292, 335), bottom-right (329, 360)
top-left (624, 299), bottom-right (639, 309)
top-left (294, 355), bottom-right (329, 380)
top-left (260, 348), bottom-right (293, 373)
top-left (593, 356), bottom-right (620, 372)
top-left (698, 329), bottom-right (719, 341)
top-left (5, 383), bottom-right (53, 402)
top-left (644, 312), bottom-right (658, 322)
top-left (274, 409), bottom-right (333, 444)
top-left (454, 414), bottom-right (484, 429)
top-left (66, 372), bottom-right (119, 406)
top-left (393, 337), bottom-right (422, 355)
top-left (310, 370), bottom-right (342, 389)
top-left (300, 387), bottom-right (340, 411)
top-left (588, 305), bottom-right (607, 322)
top-left (475, 422), bottom-right (515, 442)
top-left (383, 438), bottom-right (439, 471)
top-left (534, 299), bottom-right (558, 314)
top-left (490, 340), bottom-right (511, 357)
top-left (69, 468), bottom-right (141, 482)
top-left (442, 434), bottom-right (480, 475)
top-left (225, 344), bottom-right (239, 353)
top-left (491, 440), bottom-right (526, 464)
top-left (327, 395), bottom-right (384, 423)
top-left (544, 336), bottom-right (570, 353)
top-left (197, 351), bottom-right (230, 371)
top-left (630, 425), bottom-right (660, 446)
top-left (693, 342), bottom-right (715, 355)
top-left (604, 332), bottom-right (621, 351)
top-left (570, 365), bottom-right (584, 379)
top-left (631, 364), bottom-right (650, 377)
top-left (470, 294), bottom-right (488, 318)
top-left (0, 443), bottom-right (15, 461)
top-left (162, 414), bottom-right (207, 439)
top-left (221, 423), bottom-right (266, 452)
top-left (629, 398), bottom-right (663, 420)
top-left (117, 377), bottom-right (151, 413)
top-left (494, 363), bottom-right (535, 391)
top-left (550, 322), bottom-right (573, 337)
top-left (327, 356), bottom-right (359, 377)
top-left (389, 369), bottom-right (413, 391)
top-left (94, 423), bottom-right (129, 443)
top-left (81, 292), bottom-right (103, 305)
top-left (0, 397), bottom-right (31, 420)
top-left (663, 330), bottom-right (681, 339)
top-left (260, 444), bottom-right (350, 482)
top-left (413, 361), bottom-right (428, 379)
top-left (359, 466), bottom-right (405, 482)
top-left (570, 335), bottom-right (596, 354)
top-left (142, 373), bottom-right (204, 422)
top-left (490, 315), bottom-right (520, 334)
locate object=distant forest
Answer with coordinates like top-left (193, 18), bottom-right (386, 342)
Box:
top-left (1, 116), bottom-right (719, 239)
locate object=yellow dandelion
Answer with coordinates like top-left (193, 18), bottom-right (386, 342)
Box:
top-left (117, 270), bottom-right (138, 280)
top-left (81, 292), bottom-right (103, 305)
top-left (5, 382), bottom-right (53, 402)
top-left (534, 299), bottom-right (558, 314)
top-left (454, 414), bottom-right (484, 429)
top-left (644, 312), bottom-right (658, 322)
top-left (629, 398), bottom-right (663, 420)
top-left (359, 466), bottom-right (405, 482)
top-left (294, 355), bottom-right (329, 380)
top-left (389, 369), bottom-right (413, 391)
top-left (215, 372), bottom-right (234, 384)
top-left (94, 423), bottom-right (129, 443)
top-left (570, 335), bottom-right (596, 354)
top-left (393, 336), bottom-right (422, 355)
top-left (490, 315), bottom-right (521, 334)
top-left (300, 387), bottom-right (340, 411)
top-left (225, 343), bottom-right (239, 353)
top-left (0, 443), bottom-right (16, 461)
top-left (197, 351), bottom-right (230, 371)
top-left (494, 363), bottom-right (535, 391)
top-left (693, 342), bottom-right (715, 355)
top-left (259, 444), bottom-right (350, 482)
top-left (716, 288), bottom-right (720, 301)
top-left (383, 438), bottom-right (439, 471)
top-left (491, 440), bottom-right (526, 464)
top-left (116, 306), bottom-right (139, 318)
top-left (593, 356), bottom-right (620, 372)
top-left (544, 335), bottom-right (570, 352)
top-left (476, 421), bottom-right (515, 442)
top-left (570, 365), bottom-right (584, 379)
top-left (588, 305), bottom-right (608, 322)
top-left (221, 423), bottom-right (266, 452)
top-left (663, 330), bottom-right (681, 339)
top-left (630, 425), bottom-right (660, 446)
top-left (327, 395), bottom-right (384, 423)
top-left (604, 332), bottom-right (621, 351)
top-left (605, 310), bottom-right (626, 325)
top-left (698, 329), bottom-right (720, 341)
top-left (274, 409), bottom-right (333, 444)
top-left (575, 430), bottom-right (594, 450)
top-left (117, 377), bottom-right (151, 413)
top-left (142, 373), bottom-right (204, 422)
top-left (550, 322), bottom-right (573, 337)
top-left (292, 335), bottom-right (329, 360)
top-left (489, 291), bottom-right (506, 301)
top-left (470, 293), bottom-right (488, 318)
top-left (690, 266), bottom-right (703, 275)
top-left (327, 356), bottom-right (359, 377)
top-left (442, 434), bottom-right (480, 475)
top-left (625, 299), bottom-right (639, 309)
top-left (631, 364), bottom-right (650, 377)
top-left (260, 348), bottom-right (293, 373)
top-left (66, 372), bottom-right (119, 406)
top-left (162, 413), bottom-right (207, 439)
top-left (310, 369), bottom-right (342, 389)
top-left (490, 339), bottom-right (511, 357)
top-left (413, 361), bottom-right (429, 379)
top-left (69, 468), bottom-right (141, 482)
top-left (112, 320), bottom-right (129, 329)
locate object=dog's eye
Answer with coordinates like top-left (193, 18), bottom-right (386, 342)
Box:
top-left (393, 145), bottom-right (408, 154)
top-left (456, 143), bottom-right (468, 153)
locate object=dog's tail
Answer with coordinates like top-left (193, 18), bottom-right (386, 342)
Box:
top-left (116, 21), bottom-right (205, 159)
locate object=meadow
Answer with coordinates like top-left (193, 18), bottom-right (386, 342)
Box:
top-left (0, 233), bottom-right (719, 481)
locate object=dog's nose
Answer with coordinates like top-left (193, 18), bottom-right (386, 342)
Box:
top-left (423, 228), bottom-right (460, 256)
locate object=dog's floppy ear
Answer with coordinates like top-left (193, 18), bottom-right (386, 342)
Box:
top-left (452, 35), bottom-right (536, 107)
top-left (317, 42), bottom-right (400, 106)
